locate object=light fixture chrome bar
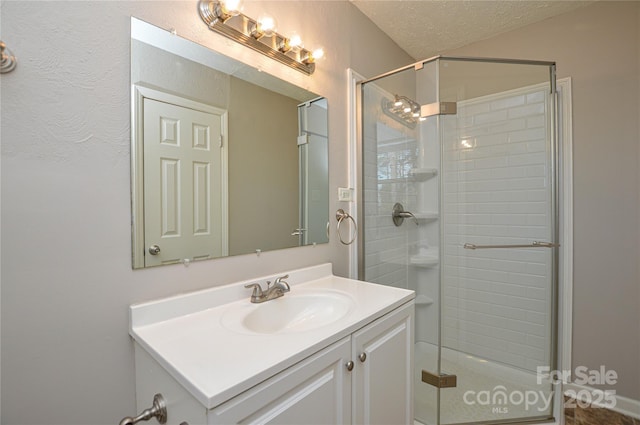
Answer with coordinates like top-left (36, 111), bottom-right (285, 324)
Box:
top-left (464, 241), bottom-right (560, 250)
top-left (198, 1), bottom-right (316, 75)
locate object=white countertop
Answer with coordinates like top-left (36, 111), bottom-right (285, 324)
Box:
top-left (130, 263), bottom-right (415, 409)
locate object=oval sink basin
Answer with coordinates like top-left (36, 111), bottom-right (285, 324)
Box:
top-left (221, 290), bottom-right (354, 335)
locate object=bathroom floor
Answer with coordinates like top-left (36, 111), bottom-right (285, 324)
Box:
top-left (414, 342), bottom-right (553, 424)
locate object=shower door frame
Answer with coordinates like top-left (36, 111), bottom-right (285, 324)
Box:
top-left (349, 59), bottom-right (574, 425)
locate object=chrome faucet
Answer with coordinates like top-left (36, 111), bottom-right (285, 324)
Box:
top-left (244, 274), bottom-right (290, 303)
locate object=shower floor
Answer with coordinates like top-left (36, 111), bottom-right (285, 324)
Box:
top-left (414, 342), bottom-right (554, 425)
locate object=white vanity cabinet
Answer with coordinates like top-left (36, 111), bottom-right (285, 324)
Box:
top-left (351, 301), bottom-right (414, 424)
top-left (129, 264), bottom-right (415, 425)
top-left (209, 336), bottom-right (352, 424)
top-left (209, 301), bottom-right (413, 425)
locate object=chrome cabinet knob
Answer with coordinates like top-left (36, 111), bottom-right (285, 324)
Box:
top-left (358, 352), bottom-right (367, 362)
top-left (148, 245), bottom-right (161, 255)
top-left (346, 360), bottom-right (354, 371)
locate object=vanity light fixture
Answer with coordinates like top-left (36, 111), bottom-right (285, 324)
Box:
top-left (382, 95), bottom-right (422, 128)
top-left (198, 0), bottom-right (324, 75)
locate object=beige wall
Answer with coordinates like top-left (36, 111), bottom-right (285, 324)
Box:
top-left (228, 77), bottom-right (299, 255)
top-left (131, 40), bottom-right (230, 109)
top-left (0, 1), bottom-right (413, 424)
top-left (448, 1), bottom-right (640, 400)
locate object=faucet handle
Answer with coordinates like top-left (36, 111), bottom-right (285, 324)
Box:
top-left (244, 283), bottom-right (264, 297)
top-left (274, 274), bottom-right (289, 283)
top-left (273, 274), bottom-right (290, 292)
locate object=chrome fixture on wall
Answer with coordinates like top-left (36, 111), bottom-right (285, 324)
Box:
top-left (0, 41), bottom-right (17, 74)
top-left (392, 202), bottom-right (419, 227)
top-left (119, 393), bottom-right (167, 425)
top-left (336, 209), bottom-right (357, 245)
top-left (381, 95), bottom-right (424, 128)
top-left (198, 0), bottom-right (324, 75)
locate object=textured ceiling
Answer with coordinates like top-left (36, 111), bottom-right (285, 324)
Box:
top-left (350, 0), bottom-right (594, 60)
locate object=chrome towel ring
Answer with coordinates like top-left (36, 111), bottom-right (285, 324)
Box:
top-left (0, 41), bottom-right (16, 74)
top-left (336, 209), bottom-right (357, 245)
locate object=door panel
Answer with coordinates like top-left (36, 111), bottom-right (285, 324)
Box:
top-left (143, 98), bottom-right (225, 266)
top-left (352, 303), bottom-right (414, 425)
top-left (438, 71), bottom-right (556, 424)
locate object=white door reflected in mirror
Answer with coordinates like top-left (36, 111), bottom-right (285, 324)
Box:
top-left (143, 97), bottom-right (227, 267)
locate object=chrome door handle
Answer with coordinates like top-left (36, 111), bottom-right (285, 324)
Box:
top-left (148, 245), bottom-right (161, 255)
top-left (358, 352), bottom-right (367, 362)
top-left (463, 241), bottom-right (560, 250)
top-left (346, 360), bottom-right (354, 371)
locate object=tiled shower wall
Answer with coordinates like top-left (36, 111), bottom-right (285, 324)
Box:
top-left (441, 85), bottom-right (553, 372)
top-left (362, 85), bottom-right (418, 289)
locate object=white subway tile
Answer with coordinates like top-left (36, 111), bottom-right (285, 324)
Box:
top-left (475, 109), bottom-right (509, 125)
top-left (508, 103), bottom-right (545, 119)
top-left (509, 127), bottom-right (546, 143)
top-left (526, 91), bottom-right (545, 104)
top-left (461, 102), bottom-right (491, 116)
top-left (490, 94), bottom-right (526, 110)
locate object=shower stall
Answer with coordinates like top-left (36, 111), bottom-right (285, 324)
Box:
top-left (357, 57), bottom-right (559, 425)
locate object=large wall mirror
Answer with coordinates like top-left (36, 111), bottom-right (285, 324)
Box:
top-left (131, 18), bottom-right (329, 269)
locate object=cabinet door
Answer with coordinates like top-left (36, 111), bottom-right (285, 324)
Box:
top-left (209, 337), bottom-right (352, 424)
top-left (352, 302), bottom-right (414, 425)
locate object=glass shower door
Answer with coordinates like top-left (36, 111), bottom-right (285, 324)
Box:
top-left (438, 58), bottom-right (557, 424)
top-left (359, 56), bottom-right (558, 425)
top-left (298, 98), bottom-right (329, 246)
top-left (360, 62), bottom-right (441, 425)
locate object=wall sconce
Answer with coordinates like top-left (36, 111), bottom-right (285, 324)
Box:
top-left (198, 0), bottom-right (324, 75)
top-left (382, 95), bottom-right (424, 128)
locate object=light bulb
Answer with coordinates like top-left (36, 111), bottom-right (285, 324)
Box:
top-left (221, 0), bottom-right (243, 16)
top-left (257, 14), bottom-right (277, 37)
top-left (312, 48), bottom-right (324, 61)
top-left (289, 33), bottom-right (303, 52)
top-left (403, 106), bottom-right (412, 113)
top-left (279, 33), bottom-right (304, 53)
top-left (302, 47), bottom-right (325, 65)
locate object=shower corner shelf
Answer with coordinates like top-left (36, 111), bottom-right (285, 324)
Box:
top-left (377, 168), bottom-right (438, 184)
top-left (409, 168), bottom-right (438, 181)
top-left (409, 254), bottom-right (439, 268)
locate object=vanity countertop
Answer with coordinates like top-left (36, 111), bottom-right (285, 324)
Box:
top-left (129, 263), bottom-right (415, 409)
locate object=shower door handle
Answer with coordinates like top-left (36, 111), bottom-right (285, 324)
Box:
top-left (463, 241), bottom-right (560, 250)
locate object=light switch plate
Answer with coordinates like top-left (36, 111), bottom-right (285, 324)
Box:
top-left (338, 187), bottom-right (354, 202)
